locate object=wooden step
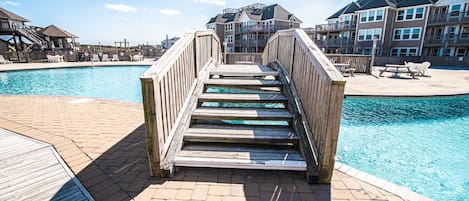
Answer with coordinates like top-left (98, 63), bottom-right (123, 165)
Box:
top-left (198, 93), bottom-right (288, 103)
top-left (211, 65), bottom-right (278, 77)
top-left (175, 143), bottom-right (306, 171)
top-left (184, 124), bottom-right (298, 144)
top-left (191, 108), bottom-right (293, 121)
top-left (204, 79), bottom-right (282, 88)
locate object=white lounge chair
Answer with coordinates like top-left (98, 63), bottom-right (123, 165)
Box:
top-left (57, 55), bottom-right (64, 62)
top-left (46, 55), bottom-right (54, 63)
top-left (102, 54), bottom-right (110, 62)
top-left (406, 62), bottom-right (431, 77)
top-left (91, 54), bottom-right (100, 62)
top-left (111, 54), bottom-right (119, 61)
top-left (0, 55), bottom-right (12, 64)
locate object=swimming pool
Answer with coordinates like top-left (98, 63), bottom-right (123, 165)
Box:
top-left (338, 96), bottom-right (469, 201)
top-left (0, 66), bottom-right (149, 103)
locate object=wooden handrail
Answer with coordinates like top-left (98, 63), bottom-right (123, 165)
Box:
top-left (141, 30), bottom-right (221, 176)
top-left (263, 29), bottom-right (346, 183)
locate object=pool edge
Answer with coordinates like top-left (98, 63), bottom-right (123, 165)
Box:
top-left (335, 162), bottom-right (434, 201)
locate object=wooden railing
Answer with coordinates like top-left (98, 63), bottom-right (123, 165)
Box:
top-left (325, 54), bottom-right (371, 74)
top-left (262, 29), bottom-right (346, 183)
top-left (225, 53), bottom-right (262, 64)
top-left (140, 30), bottom-right (221, 176)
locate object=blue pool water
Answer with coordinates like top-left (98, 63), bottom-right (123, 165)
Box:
top-left (338, 96), bottom-right (469, 201)
top-left (0, 66), bottom-right (149, 103)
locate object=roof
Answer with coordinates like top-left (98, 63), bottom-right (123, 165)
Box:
top-left (0, 7), bottom-right (29, 22)
top-left (327, 0), bottom-right (439, 19)
top-left (397, 0), bottom-right (435, 8)
top-left (207, 3), bottom-right (300, 24)
top-left (40, 25), bottom-right (78, 38)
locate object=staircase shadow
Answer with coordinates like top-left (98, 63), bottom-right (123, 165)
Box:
top-left (51, 124), bottom-right (330, 201)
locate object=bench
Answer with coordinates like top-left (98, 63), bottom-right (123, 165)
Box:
top-left (342, 68), bottom-right (356, 77)
top-left (379, 68), bottom-right (416, 79)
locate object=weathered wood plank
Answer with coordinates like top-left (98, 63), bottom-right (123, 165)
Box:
top-left (204, 79), bottom-right (282, 87)
top-left (191, 108), bottom-right (293, 121)
top-left (198, 93), bottom-right (287, 103)
top-left (184, 125), bottom-right (297, 144)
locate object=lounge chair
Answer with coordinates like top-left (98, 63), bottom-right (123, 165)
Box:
top-left (46, 55), bottom-right (55, 63)
top-left (102, 54), bottom-right (110, 62)
top-left (111, 54), bottom-right (119, 61)
top-left (0, 55), bottom-right (12, 64)
top-left (406, 62), bottom-right (431, 77)
top-left (91, 54), bottom-right (100, 62)
top-left (57, 55), bottom-right (64, 62)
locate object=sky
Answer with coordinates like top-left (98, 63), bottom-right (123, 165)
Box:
top-left (1, 0), bottom-right (350, 45)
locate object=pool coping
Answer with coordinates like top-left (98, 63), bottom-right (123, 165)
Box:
top-left (335, 162), bottom-right (434, 201)
top-left (345, 92), bottom-right (469, 98)
top-left (0, 61), bottom-right (154, 72)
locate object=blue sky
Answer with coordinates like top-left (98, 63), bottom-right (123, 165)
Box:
top-left (1, 0), bottom-right (349, 45)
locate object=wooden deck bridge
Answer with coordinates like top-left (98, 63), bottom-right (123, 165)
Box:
top-left (141, 29), bottom-right (346, 183)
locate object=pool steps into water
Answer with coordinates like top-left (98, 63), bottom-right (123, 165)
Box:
top-left (174, 64), bottom-right (308, 171)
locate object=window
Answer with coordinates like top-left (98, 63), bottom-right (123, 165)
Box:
top-left (358, 30), bottom-right (365, 40)
top-left (368, 11), bottom-right (375, 21)
top-left (225, 23), bottom-right (233, 31)
top-left (397, 10), bottom-right (405, 21)
top-left (344, 15), bottom-right (351, 24)
top-left (466, 4), bottom-right (469, 16)
top-left (393, 28), bottom-right (421, 40)
top-left (415, 8), bottom-right (424, 19)
top-left (444, 48), bottom-right (452, 56)
top-left (406, 9), bottom-right (414, 20)
top-left (397, 7), bottom-right (425, 21)
top-left (390, 47), bottom-right (419, 56)
top-left (450, 4), bottom-right (461, 17)
top-left (358, 28), bottom-right (381, 41)
top-left (360, 9), bottom-right (383, 23)
top-left (461, 27), bottom-right (469, 39)
top-left (403, 29), bottom-right (411, 39)
top-left (394, 30), bottom-right (402, 40)
top-left (376, 10), bottom-right (384, 20)
top-left (361, 12), bottom-right (368, 22)
top-left (412, 28), bottom-right (421, 39)
top-left (456, 48), bottom-right (467, 56)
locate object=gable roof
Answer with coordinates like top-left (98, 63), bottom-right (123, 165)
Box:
top-left (327, 0), bottom-right (439, 20)
top-left (207, 3), bottom-right (301, 24)
top-left (40, 25), bottom-right (78, 38)
top-left (0, 7), bottom-right (29, 22)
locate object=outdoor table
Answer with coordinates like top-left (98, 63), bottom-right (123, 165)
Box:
top-left (380, 64), bottom-right (416, 79)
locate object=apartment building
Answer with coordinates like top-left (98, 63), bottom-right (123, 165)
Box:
top-left (316, 0), bottom-right (469, 57)
top-left (206, 3), bottom-right (302, 53)
top-left (161, 37), bottom-right (180, 49)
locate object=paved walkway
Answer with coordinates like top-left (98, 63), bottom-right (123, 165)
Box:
top-left (0, 95), bottom-right (421, 201)
top-left (344, 68), bottom-right (469, 96)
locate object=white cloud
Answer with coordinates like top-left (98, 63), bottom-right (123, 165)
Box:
top-left (4, 1), bottom-right (20, 6)
top-left (159, 8), bottom-right (182, 16)
top-left (193, 0), bottom-right (226, 6)
top-left (105, 3), bottom-right (137, 12)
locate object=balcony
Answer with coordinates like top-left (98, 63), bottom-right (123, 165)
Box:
top-left (428, 12), bottom-right (469, 25)
top-left (236, 25), bottom-right (291, 34)
top-left (315, 22), bottom-right (357, 33)
top-left (315, 39), bottom-right (355, 48)
top-left (235, 39), bottom-right (268, 48)
top-left (424, 35), bottom-right (469, 47)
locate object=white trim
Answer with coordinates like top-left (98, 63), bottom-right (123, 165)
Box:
top-left (390, 47), bottom-right (419, 56)
top-left (382, 8), bottom-right (388, 47)
top-left (392, 27), bottom-right (422, 41)
top-left (356, 6), bottom-right (390, 13)
top-left (395, 6), bottom-right (426, 22)
top-left (358, 9), bottom-right (385, 23)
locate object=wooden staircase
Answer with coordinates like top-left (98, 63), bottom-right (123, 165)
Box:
top-left (174, 64), bottom-right (307, 171)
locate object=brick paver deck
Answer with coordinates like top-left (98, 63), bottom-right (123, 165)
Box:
top-left (0, 95), bottom-right (413, 201)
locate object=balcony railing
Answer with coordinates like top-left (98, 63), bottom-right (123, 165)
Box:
top-left (428, 12), bottom-right (469, 24)
top-left (315, 22), bottom-right (357, 32)
top-left (235, 25), bottom-right (291, 34)
top-left (425, 35), bottom-right (469, 46)
top-left (315, 39), bottom-right (355, 47)
top-left (235, 39), bottom-right (268, 47)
